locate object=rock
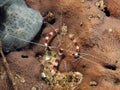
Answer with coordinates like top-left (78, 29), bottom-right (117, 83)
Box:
top-left (0, 0), bottom-right (43, 52)
top-left (0, 0), bottom-right (26, 7)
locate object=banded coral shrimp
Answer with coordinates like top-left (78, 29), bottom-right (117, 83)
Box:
top-left (0, 1), bottom-right (111, 90)
top-left (0, 11), bottom-right (102, 90)
top-left (0, 15), bottom-right (114, 70)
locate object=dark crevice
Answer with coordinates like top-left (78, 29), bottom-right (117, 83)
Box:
top-left (48, 18), bottom-right (56, 24)
top-left (0, 7), bottom-right (6, 30)
top-left (82, 65), bottom-right (86, 68)
top-left (0, 7), bottom-right (6, 23)
top-left (27, 23), bottom-right (45, 49)
top-left (35, 52), bottom-right (43, 58)
top-left (21, 55), bottom-right (29, 58)
top-left (103, 65), bottom-right (116, 70)
top-left (114, 79), bottom-right (120, 85)
top-left (32, 23), bottom-right (45, 42)
top-left (103, 7), bottom-right (110, 17)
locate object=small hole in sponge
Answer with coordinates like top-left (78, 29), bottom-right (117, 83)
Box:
top-left (21, 55), bottom-right (28, 58)
top-left (103, 64), bottom-right (116, 70)
top-left (35, 52), bottom-right (43, 58)
top-left (103, 7), bottom-right (110, 17)
top-left (48, 18), bottom-right (56, 24)
top-left (82, 65), bottom-right (86, 68)
top-left (114, 79), bottom-right (120, 85)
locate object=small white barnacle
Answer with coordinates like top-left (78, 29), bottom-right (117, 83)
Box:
top-left (44, 55), bottom-right (51, 61)
top-left (108, 28), bottom-right (113, 33)
top-left (45, 36), bottom-right (49, 40)
top-left (41, 72), bottom-right (47, 78)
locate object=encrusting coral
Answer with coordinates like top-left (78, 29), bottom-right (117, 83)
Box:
top-left (40, 51), bottom-right (83, 90)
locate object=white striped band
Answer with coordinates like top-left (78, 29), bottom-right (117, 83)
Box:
top-left (58, 52), bottom-right (63, 56)
top-left (49, 32), bottom-right (54, 36)
top-left (76, 46), bottom-right (80, 50)
top-left (74, 52), bottom-right (79, 57)
top-left (44, 43), bottom-right (48, 47)
top-left (73, 39), bottom-right (77, 43)
top-left (54, 62), bottom-right (58, 66)
top-left (45, 36), bottom-right (49, 40)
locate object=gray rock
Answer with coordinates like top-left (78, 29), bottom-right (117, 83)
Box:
top-left (0, 0), bottom-right (43, 52)
top-left (0, 0), bottom-right (26, 7)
